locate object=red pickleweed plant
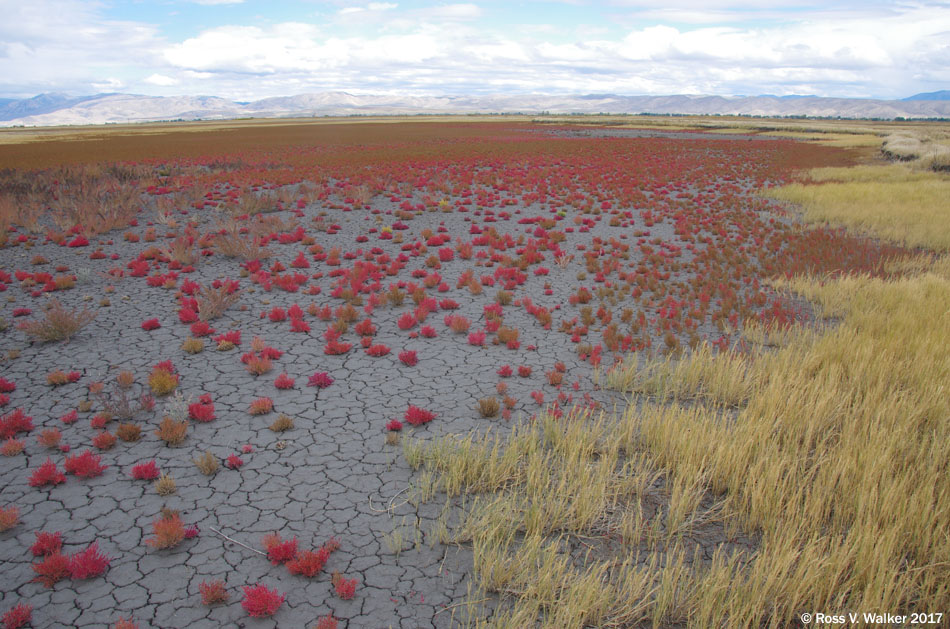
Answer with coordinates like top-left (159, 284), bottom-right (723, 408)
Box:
top-left (290, 318), bottom-right (310, 333)
top-left (273, 373), bottom-right (295, 389)
top-left (365, 344), bottom-right (390, 357)
top-left (467, 331), bottom-right (486, 346)
top-left (324, 340), bottom-right (352, 355)
top-left (31, 531), bottom-right (63, 556)
top-left (261, 533), bottom-right (298, 565)
top-left (141, 318), bottom-right (161, 331)
top-left (307, 372), bottom-right (334, 388)
top-left (188, 394), bottom-right (216, 422)
top-left (92, 431), bottom-right (117, 450)
top-left (386, 419), bottom-right (403, 432)
top-left (199, 580), bottom-right (229, 605)
top-left (315, 615), bottom-right (340, 629)
top-left (29, 458), bottom-right (66, 487)
top-left (131, 460), bottom-right (160, 480)
top-left (67, 542), bottom-right (111, 579)
top-left (60, 409), bottom-right (78, 424)
top-left (497, 364), bottom-right (513, 377)
top-left (90, 413), bottom-right (110, 430)
top-left (404, 405), bottom-right (436, 426)
top-left (419, 325), bottom-right (437, 338)
top-left (189, 321), bottom-right (215, 337)
top-left (398, 350), bottom-right (418, 366)
top-left (113, 617), bottom-right (139, 629)
top-left (0, 408), bottom-right (33, 440)
top-left (0, 378), bottom-right (14, 393)
top-left (396, 312), bottom-right (416, 330)
top-left (268, 307), bottom-right (287, 322)
top-left (32, 552), bottom-right (69, 587)
top-left (285, 546), bottom-right (331, 577)
top-left (64, 449), bottom-right (107, 478)
top-left (226, 454), bottom-right (244, 469)
top-left (1, 602), bottom-right (31, 629)
top-left (332, 573), bottom-right (358, 600)
top-left (518, 365), bottom-right (532, 377)
top-left (353, 319), bottom-right (376, 336)
top-left (241, 584), bottom-right (285, 618)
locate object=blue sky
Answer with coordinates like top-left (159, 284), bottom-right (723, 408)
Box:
top-left (1, 0), bottom-right (947, 100)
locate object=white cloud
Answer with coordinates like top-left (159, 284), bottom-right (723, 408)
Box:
top-left (145, 73), bottom-right (179, 86)
top-left (1, 0), bottom-right (948, 101)
top-left (189, 0), bottom-right (245, 5)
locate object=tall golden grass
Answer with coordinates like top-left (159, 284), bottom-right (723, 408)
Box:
top-left (766, 167), bottom-right (950, 250)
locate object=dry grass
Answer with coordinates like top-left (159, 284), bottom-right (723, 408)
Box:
top-left (193, 451), bottom-right (220, 475)
top-left (196, 283), bottom-right (242, 321)
top-left (16, 298), bottom-right (97, 342)
top-left (766, 167), bottom-right (950, 250)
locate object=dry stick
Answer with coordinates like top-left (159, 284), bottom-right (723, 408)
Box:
top-left (434, 598), bottom-right (491, 616)
top-left (208, 526), bottom-right (267, 556)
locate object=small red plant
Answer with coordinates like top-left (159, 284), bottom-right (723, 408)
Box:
top-left (518, 365), bottom-right (533, 377)
top-left (32, 552), bottom-right (69, 588)
top-left (113, 617), bottom-right (139, 629)
top-left (60, 409), bottom-right (78, 424)
top-left (419, 325), bottom-right (437, 338)
top-left (31, 531), bottom-right (63, 556)
top-left (274, 373), bottom-right (295, 389)
top-left (396, 312), bottom-right (416, 330)
top-left (141, 318), bottom-right (161, 331)
top-left (324, 340), bottom-right (352, 355)
top-left (286, 546), bottom-right (330, 577)
top-left (307, 372), bottom-right (334, 388)
top-left (67, 541), bottom-right (111, 579)
top-left (92, 431), bottom-right (117, 450)
top-left (226, 454), bottom-right (244, 469)
top-left (190, 321), bottom-right (215, 337)
top-left (241, 584), bottom-right (285, 618)
top-left (386, 419), bottom-right (403, 432)
top-left (398, 350), bottom-right (418, 366)
top-left (131, 460), bottom-right (160, 480)
top-left (199, 579), bottom-right (229, 605)
top-left (365, 344), bottom-right (390, 357)
top-left (315, 615), bottom-right (340, 629)
top-left (188, 395), bottom-right (216, 422)
top-left (0, 408), bottom-right (33, 440)
top-left (290, 317), bottom-right (310, 333)
top-left (268, 307), bottom-right (287, 322)
top-left (467, 331), bottom-right (486, 346)
top-left (262, 533), bottom-right (298, 565)
top-left (497, 364), bottom-right (513, 377)
top-left (64, 449), bottom-right (107, 478)
top-left (333, 574), bottom-right (358, 600)
top-left (1, 603), bottom-right (31, 629)
top-left (405, 405), bottom-right (436, 426)
top-left (29, 458), bottom-right (66, 487)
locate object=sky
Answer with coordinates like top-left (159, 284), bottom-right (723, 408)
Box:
top-left (1, 0), bottom-right (948, 101)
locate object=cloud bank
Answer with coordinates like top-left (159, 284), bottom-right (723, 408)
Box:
top-left (1, 0), bottom-right (947, 100)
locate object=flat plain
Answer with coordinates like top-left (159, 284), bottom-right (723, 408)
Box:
top-left (0, 117), bottom-right (947, 628)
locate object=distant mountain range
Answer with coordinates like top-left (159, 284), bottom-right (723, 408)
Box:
top-left (1, 91), bottom-right (948, 127)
